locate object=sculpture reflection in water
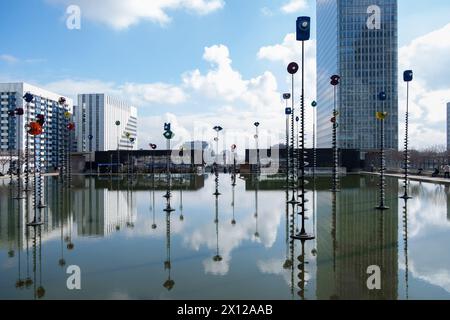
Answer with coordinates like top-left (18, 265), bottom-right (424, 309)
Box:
top-left (402, 198), bottom-right (410, 300)
top-left (163, 185), bottom-right (175, 291)
top-left (316, 177), bottom-right (398, 300)
top-left (254, 171), bottom-right (260, 239)
top-left (15, 198), bottom-right (25, 289)
top-left (126, 166), bottom-right (135, 229)
top-left (31, 225), bottom-right (45, 299)
top-left (163, 123), bottom-right (175, 291)
top-left (231, 169), bottom-right (237, 226)
top-left (212, 164), bottom-right (222, 263)
top-left (14, 190), bottom-right (46, 299)
top-left (151, 174), bottom-right (157, 230)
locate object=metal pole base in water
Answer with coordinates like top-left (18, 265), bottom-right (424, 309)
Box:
top-left (292, 233), bottom-right (315, 241)
top-left (27, 220), bottom-right (44, 227)
top-left (375, 205), bottom-right (390, 211)
top-left (163, 207), bottom-right (175, 213)
top-left (400, 194), bottom-right (412, 200)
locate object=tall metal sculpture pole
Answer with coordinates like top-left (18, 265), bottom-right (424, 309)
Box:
top-left (231, 158), bottom-right (237, 226)
top-left (330, 75), bottom-right (341, 193)
top-left (129, 138), bottom-right (135, 181)
top-left (231, 144), bottom-right (237, 177)
top-left (287, 62), bottom-right (299, 206)
top-left (7, 109), bottom-right (15, 186)
top-left (115, 120), bottom-right (121, 175)
top-left (254, 122), bottom-right (260, 174)
top-left (213, 126), bottom-right (223, 167)
top-left (283, 93), bottom-right (292, 185)
top-left (36, 114), bottom-right (46, 209)
top-left (88, 134), bottom-right (93, 175)
top-left (150, 143), bottom-right (157, 174)
top-left (24, 94), bottom-right (33, 193)
top-left (66, 114), bottom-right (75, 189)
top-left (311, 101), bottom-right (318, 179)
top-left (58, 97), bottom-right (68, 182)
top-left (14, 107), bottom-right (25, 199)
top-left (26, 117), bottom-right (44, 227)
top-left (376, 92), bottom-right (389, 210)
top-left (293, 16), bottom-right (314, 241)
top-left (163, 123), bottom-right (175, 197)
top-left (213, 168), bottom-right (222, 263)
top-left (401, 70), bottom-right (413, 200)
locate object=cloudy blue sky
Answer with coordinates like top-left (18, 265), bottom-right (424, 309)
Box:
top-left (1, 0), bottom-right (450, 150)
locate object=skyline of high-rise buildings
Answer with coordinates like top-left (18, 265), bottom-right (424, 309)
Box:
top-left (316, 0), bottom-right (399, 151)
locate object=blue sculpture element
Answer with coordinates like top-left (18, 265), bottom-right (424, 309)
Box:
top-left (285, 108), bottom-right (292, 115)
top-left (23, 93), bottom-right (34, 103)
top-left (283, 93), bottom-right (291, 100)
top-left (296, 16), bottom-right (311, 41)
top-left (404, 70), bottom-right (413, 82)
top-left (164, 123), bottom-right (171, 131)
top-left (378, 91), bottom-right (387, 101)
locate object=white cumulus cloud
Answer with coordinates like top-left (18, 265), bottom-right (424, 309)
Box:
top-left (47, 0), bottom-right (224, 29)
top-left (281, 0), bottom-right (308, 14)
top-left (399, 22), bottom-right (450, 150)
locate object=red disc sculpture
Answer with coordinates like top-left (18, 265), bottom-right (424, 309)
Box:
top-left (27, 122), bottom-right (43, 136)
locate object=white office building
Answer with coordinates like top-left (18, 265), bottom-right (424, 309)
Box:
top-left (75, 94), bottom-right (138, 152)
top-left (0, 82), bottom-right (73, 169)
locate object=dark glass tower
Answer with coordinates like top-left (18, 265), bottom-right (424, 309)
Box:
top-left (316, 0), bottom-right (398, 150)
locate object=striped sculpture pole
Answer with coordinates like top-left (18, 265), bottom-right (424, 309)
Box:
top-left (401, 70), bottom-right (413, 200)
top-left (376, 91), bottom-right (390, 211)
top-left (330, 75), bottom-right (341, 193)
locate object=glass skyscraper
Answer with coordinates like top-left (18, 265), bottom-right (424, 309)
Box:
top-left (316, 0), bottom-right (398, 150)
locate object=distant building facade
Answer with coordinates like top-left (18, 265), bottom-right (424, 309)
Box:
top-left (75, 94), bottom-right (138, 152)
top-left (0, 82), bottom-right (72, 169)
top-left (316, 0), bottom-right (398, 150)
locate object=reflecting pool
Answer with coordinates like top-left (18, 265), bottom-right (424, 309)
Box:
top-left (1, 174), bottom-right (450, 300)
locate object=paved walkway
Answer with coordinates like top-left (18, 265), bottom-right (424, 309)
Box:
top-left (362, 171), bottom-right (450, 185)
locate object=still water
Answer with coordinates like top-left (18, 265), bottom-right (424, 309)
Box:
top-left (1, 174), bottom-right (450, 300)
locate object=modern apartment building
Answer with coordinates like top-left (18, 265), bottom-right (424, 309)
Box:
top-left (75, 94), bottom-right (138, 152)
top-left (316, 0), bottom-right (398, 150)
top-left (0, 82), bottom-right (72, 169)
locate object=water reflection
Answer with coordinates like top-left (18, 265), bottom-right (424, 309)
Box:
top-left (1, 175), bottom-right (450, 299)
